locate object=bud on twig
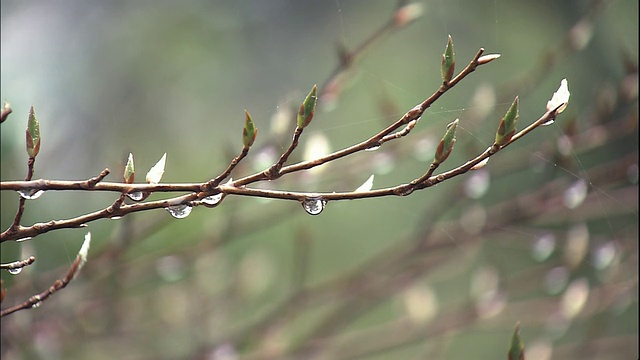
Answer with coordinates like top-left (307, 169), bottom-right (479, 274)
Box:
top-left (297, 85), bottom-right (318, 129)
top-left (477, 53), bottom-right (501, 65)
top-left (26, 106), bottom-right (41, 158)
top-left (546, 78), bottom-right (570, 114)
top-left (242, 110), bottom-right (257, 147)
top-left (441, 35), bottom-right (455, 84)
top-left (75, 232), bottom-right (92, 278)
top-left (495, 96), bottom-right (519, 146)
top-left (123, 153), bottom-right (135, 184)
top-left (146, 153), bottom-right (166, 184)
top-left (434, 118), bottom-right (459, 165)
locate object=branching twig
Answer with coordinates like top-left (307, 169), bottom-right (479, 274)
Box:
top-left (0, 256), bottom-right (36, 272)
top-left (0, 233), bottom-right (91, 317)
top-left (0, 48), bottom-right (565, 244)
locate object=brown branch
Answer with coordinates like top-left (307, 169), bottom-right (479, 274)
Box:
top-left (0, 102), bottom-right (562, 243)
top-left (0, 256), bottom-right (36, 271)
top-left (1, 234), bottom-right (90, 317)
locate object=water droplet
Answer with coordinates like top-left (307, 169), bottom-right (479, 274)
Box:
top-left (166, 204), bottom-right (192, 219)
top-left (365, 144), bottom-right (381, 151)
top-left (541, 119), bottom-right (555, 126)
top-left (301, 197), bottom-right (326, 215)
top-left (202, 193), bottom-right (223, 206)
top-left (110, 216), bottom-right (122, 220)
top-left (127, 191), bottom-right (145, 201)
top-left (7, 267), bottom-right (22, 275)
top-left (16, 237), bottom-right (32, 242)
top-left (18, 189), bottom-right (44, 200)
top-left (31, 302), bottom-right (42, 309)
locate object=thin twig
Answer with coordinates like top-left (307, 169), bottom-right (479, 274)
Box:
top-left (1, 238), bottom-right (88, 317)
top-left (0, 256), bottom-right (36, 271)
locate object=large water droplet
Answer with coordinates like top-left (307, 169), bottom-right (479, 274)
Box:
top-left (127, 191), bottom-right (145, 201)
top-left (301, 197), bottom-right (326, 215)
top-left (202, 193), bottom-right (223, 206)
top-left (166, 204), bottom-right (192, 219)
top-left (7, 267), bottom-right (22, 275)
top-left (18, 189), bottom-right (44, 200)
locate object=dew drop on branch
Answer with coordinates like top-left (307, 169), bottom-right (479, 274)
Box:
top-left (202, 193), bottom-right (223, 206)
top-left (541, 119), bottom-right (555, 126)
top-left (18, 189), bottom-right (44, 200)
top-left (165, 204), bottom-right (192, 219)
top-left (127, 191), bottom-right (145, 201)
top-left (365, 144), bottom-right (381, 152)
top-left (7, 267), bottom-right (22, 275)
top-left (301, 197), bottom-right (326, 215)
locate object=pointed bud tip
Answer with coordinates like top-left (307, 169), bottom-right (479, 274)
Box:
top-left (242, 110), bottom-right (257, 147)
top-left (145, 153), bottom-right (167, 184)
top-left (434, 118), bottom-right (459, 164)
top-left (297, 85), bottom-right (319, 129)
top-left (124, 153), bottom-right (135, 183)
top-left (441, 35), bottom-right (456, 83)
top-left (547, 78), bottom-right (570, 114)
top-left (26, 105), bottom-right (41, 158)
top-left (495, 96), bottom-right (519, 146)
top-left (477, 53), bottom-right (501, 65)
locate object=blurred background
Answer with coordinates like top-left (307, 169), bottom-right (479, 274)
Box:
top-left (1, 0), bottom-right (638, 359)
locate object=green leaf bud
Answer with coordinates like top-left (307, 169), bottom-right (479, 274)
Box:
top-left (297, 85), bottom-right (318, 129)
top-left (242, 110), bottom-right (257, 147)
top-left (441, 35), bottom-right (455, 84)
top-left (495, 96), bottom-right (519, 146)
top-left (26, 105), bottom-right (41, 158)
top-left (434, 118), bottom-right (458, 164)
top-left (124, 153), bottom-right (135, 184)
